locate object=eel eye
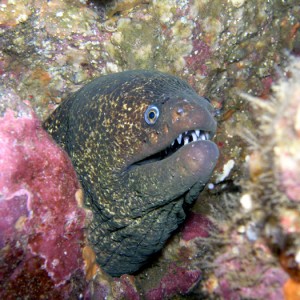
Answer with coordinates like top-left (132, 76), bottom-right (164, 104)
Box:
top-left (145, 105), bottom-right (159, 125)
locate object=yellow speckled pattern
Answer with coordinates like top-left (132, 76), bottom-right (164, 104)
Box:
top-left (44, 70), bottom-right (219, 276)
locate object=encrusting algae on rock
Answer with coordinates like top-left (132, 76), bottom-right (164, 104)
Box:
top-left (1, 0), bottom-right (300, 298)
top-left (243, 57), bottom-right (300, 300)
top-left (0, 89), bottom-right (89, 298)
top-left (201, 57), bottom-right (300, 299)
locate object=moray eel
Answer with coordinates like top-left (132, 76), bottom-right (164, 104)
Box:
top-left (44, 70), bottom-right (219, 276)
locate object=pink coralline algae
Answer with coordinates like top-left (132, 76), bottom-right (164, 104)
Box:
top-left (213, 247), bottom-right (288, 300)
top-left (113, 275), bottom-right (140, 300)
top-left (0, 0), bottom-right (299, 298)
top-left (181, 212), bottom-right (214, 241)
top-left (145, 264), bottom-right (201, 300)
top-left (210, 57), bottom-right (300, 300)
top-left (0, 90), bottom-right (87, 298)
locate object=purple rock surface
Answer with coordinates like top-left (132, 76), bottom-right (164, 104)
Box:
top-left (0, 90), bottom-right (88, 298)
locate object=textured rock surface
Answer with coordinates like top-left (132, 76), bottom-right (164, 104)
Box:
top-left (0, 89), bottom-right (88, 298)
top-left (207, 57), bottom-right (300, 299)
top-left (0, 0), bottom-right (300, 298)
top-left (145, 264), bottom-right (201, 300)
top-left (0, 0), bottom-right (298, 123)
top-left (248, 57), bottom-right (300, 299)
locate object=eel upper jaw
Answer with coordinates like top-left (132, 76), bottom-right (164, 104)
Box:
top-left (132, 127), bottom-right (215, 167)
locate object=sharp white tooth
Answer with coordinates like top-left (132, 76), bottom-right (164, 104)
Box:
top-left (201, 134), bottom-right (206, 140)
top-left (205, 132), bottom-right (210, 140)
top-left (195, 129), bottom-right (200, 137)
top-left (184, 137), bottom-right (189, 145)
top-left (177, 134), bottom-right (182, 144)
top-left (171, 140), bottom-right (175, 146)
top-left (192, 132), bottom-right (197, 142)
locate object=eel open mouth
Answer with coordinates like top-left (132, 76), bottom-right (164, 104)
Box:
top-left (135, 129), bottom-right (213, 166)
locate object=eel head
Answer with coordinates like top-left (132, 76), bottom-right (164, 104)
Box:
top-left (44, 70), bottom-right (219, 276)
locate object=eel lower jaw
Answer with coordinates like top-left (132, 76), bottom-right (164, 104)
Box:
top-left (132, 128), bottom-right (214, 167)
top-left (126, 138), bottom-right (219, 213)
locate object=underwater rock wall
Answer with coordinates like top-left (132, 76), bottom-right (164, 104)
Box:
top-left (236, 57), bottom-right (300, 300)
top-left (0, 89), bottom-right (88, 298)
top-left (0, 0), bottom-right (298, 119)
top-left (0, 0), bottom-right (300, 299)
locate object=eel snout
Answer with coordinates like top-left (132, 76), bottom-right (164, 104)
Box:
top-left (127, 95), bottom-right (219, 210)
top-left (133, 95), bottom-right (218, 167)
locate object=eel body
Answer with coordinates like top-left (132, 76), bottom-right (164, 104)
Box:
top-left (44, 70), bottom-right (219, 276)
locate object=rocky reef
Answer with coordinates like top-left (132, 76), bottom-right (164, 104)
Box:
top-left (235, 57), bottom-right (300, 300)
top-left (0, 89), bottom-right (88, 298)
top-left (0, 0), bottom-right (300, 299)
top-left (194, 57), bottom-right (300, 300)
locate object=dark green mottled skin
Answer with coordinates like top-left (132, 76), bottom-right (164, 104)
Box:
top-left (44, 70), bottom-right (218, 276)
